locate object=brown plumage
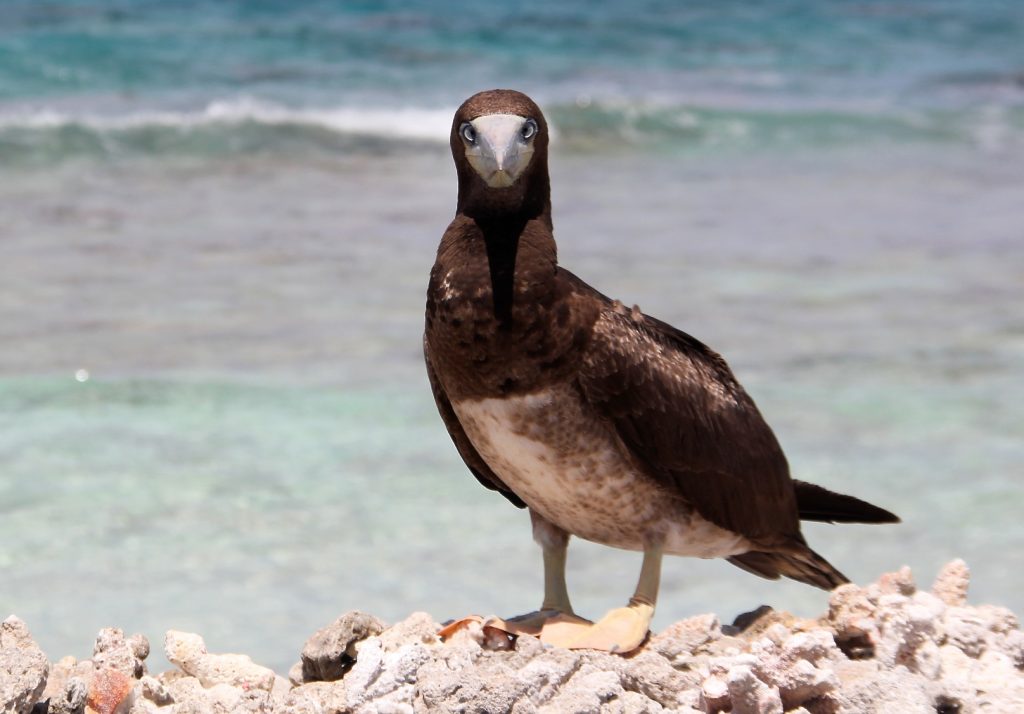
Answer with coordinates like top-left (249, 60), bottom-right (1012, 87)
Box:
top-left (424, 89), bottom-right (898, 604)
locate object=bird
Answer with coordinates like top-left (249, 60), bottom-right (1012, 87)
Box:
top-left (423, 89), bottom-right (899, 653)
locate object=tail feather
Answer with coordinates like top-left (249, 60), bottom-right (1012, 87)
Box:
top-left (728, 546), bottom-right (849, 590)
top-left (794, 480), bottom-right (900, 524)
top-left (729, 482), bottom-right (899, 591)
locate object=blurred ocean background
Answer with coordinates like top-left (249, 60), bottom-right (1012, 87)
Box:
top-left (1, 1), bottom-right (1022, 672)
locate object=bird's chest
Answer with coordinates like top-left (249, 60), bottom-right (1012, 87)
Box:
top-left (451, 385), bottom-right (667, 547)
top-left (451, 385), bottom-right (754, 558)
top-left (425, 265), bottom-right (575, 399)
top-left (427, 263), bottom-right (502, 347)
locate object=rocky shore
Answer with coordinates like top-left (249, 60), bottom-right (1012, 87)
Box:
top-left (3, 561), bottom-right (1023, 713)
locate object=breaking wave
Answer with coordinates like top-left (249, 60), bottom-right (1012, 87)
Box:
top-left (1, 96), bottom-right (1021, 165)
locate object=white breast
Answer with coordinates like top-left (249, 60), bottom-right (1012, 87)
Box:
top-left (452, 386), bottom-right (751, 558)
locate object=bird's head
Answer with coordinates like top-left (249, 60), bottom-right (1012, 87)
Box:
top-left (451, 89), bottom-right (550, 221)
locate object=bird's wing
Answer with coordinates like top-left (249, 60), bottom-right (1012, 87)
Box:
top-left (570, 275), bottom-right (799, 541)
top-left (424, 337), bottom-right (527, 509)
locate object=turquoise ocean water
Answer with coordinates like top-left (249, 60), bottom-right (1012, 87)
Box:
top-left (2, 1), bottom-right (1023, 672)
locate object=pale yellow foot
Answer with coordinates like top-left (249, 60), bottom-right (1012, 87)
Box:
top-left (549, 603), bottom-right (654, 653)
top-left (488, 610), bottom-right (592, 637)
top-left (439, 610), bottom-right (594, 643)
top-left (536, 612), bottom-right (598, 646)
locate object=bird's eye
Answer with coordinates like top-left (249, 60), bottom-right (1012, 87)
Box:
top-left (460, 122), bottom-right (476, 144)
top-left (521, 118), bottom-right (538, 140)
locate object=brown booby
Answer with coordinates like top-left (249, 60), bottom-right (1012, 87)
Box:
top-left (424, 89), bottom-right (898, 653)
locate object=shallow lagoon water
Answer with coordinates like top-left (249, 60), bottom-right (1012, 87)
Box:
top-left (1, 0), bottom-right (1023, 674)
top-left (3, 144), bottom-right (1022, 672)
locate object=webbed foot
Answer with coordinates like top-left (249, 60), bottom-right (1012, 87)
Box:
top-left (547, 602), bottom-right (654, 653)
top-left (498, 609), bottom-right (592, 636)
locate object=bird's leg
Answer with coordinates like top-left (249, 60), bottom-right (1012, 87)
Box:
top-left (491, 511), bottom-right (592, 636)
top-left (540, 527), bottom-right (574, 613)
top-left (629, 540), bottom-right (663, 610)
top-left (549, 542), bottom-right (663, 653)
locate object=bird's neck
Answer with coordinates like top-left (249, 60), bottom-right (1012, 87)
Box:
top-left (457, 162), bottom-right (552, 230)
top-left (474, 211), bottom-right (556, 325)
top-left (479, 217), bottom-right (524, 324)
top-left (457, 163), bottom-right (554, 323)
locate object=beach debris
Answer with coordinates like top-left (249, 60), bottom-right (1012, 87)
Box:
top-left (6, 560), bottom-right (1024, 712)
top-left (298, 610), bottom-right (385, 683)
top-left (726, 663), bottom-right (784, 714)
top-left (40, 656), bottom-right (92, 714)
top-left (437, 614), bottom-right (517, 651)
top-left (0, 616), bottom-right (49, 714)
top-left (46, 674), bottom-right (86, 714)
top-left (85, 668), bottom-right (132, 714)
top-left (436, 614), bottom-right (481, 642)
top-left (647, 612), bottom-right (723, 670)
top-left (93, 628), bottom-right (149, 681)
top-left (41, 628), bottom-right (150, 714)
top-left (377, 611), bottom-right (441, 652)
top-left (164, 630), bottom-right (276, 691)
top-left (933, 558), bottom-right (971, 607)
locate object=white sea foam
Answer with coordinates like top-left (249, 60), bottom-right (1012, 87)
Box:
top-left (0, 95), bottom-right (1018, 155)
top-left (0, 97), bottom-right (455, 142)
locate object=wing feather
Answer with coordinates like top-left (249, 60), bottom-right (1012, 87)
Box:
top-left (572, 278), bottom-right (799, 541)
top-left (424, 338), bottom-right (527, 509)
